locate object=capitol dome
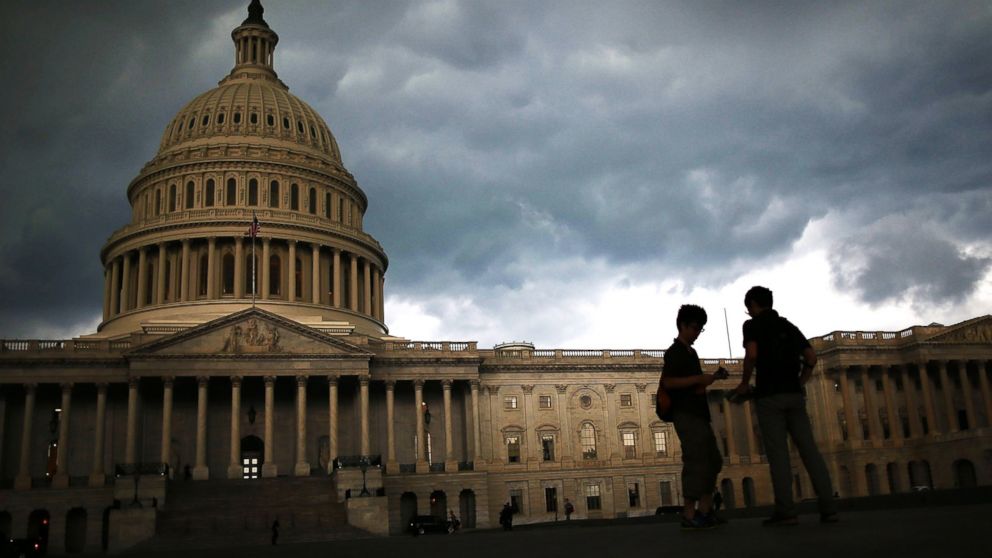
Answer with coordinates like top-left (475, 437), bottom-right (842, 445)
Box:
top-left (98, 0), bottom-right (388, 338)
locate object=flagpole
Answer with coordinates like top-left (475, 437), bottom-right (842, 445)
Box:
top-left (251, 213), bottom-right (257, 308)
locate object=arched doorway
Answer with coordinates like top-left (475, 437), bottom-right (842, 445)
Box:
top-left (839, 466), bottom-right (853, 496)
top-left (719, 478), bottom-right (736, 509)
top-left (400, 492), bottom-right (418, 531)
top-left (865, 464), bottom-right (880, 496)
top-left (241, 435), bottom-right (264, 479)
top-left (953, 459), bottom-right (977, 488)
top-left (886, 462), bottom-right (901, 493)
top-left (27, 509), bottom-right (50, 554)
top-left (0, 511), bottom-right (11, 538)
top-left (65, 508), bottom-right (87, 553)
top-left (908, 460), bottom-right (933, 489)
top-left (430, 490), bottom-right (447, 518)
top-left (459, 489), bottom-right (476, 528)
top-left (742, 478), bottom-right (756, 507)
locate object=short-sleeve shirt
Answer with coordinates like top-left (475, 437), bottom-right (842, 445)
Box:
top-left (742, 309), bottom-right (811, 395)
top-left (662, 339), bottom-right (710, 421)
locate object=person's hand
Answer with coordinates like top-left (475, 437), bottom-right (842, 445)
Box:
top-left (701, 373), bottom-right (717, 387)
top-left (733, 381), bottom-right (751, 396)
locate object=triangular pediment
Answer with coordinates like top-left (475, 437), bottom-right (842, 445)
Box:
top-left (923, 315), bottom-right (992, 344)
top-left (128, 308), bottom-right (373, 359)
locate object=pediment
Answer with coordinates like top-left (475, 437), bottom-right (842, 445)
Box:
top-left (924, 315), bottom-right (992, 344)
top-left (129, 308), bottom-right (372, 359)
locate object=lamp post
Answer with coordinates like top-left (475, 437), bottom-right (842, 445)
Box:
top-left (359, 456), bottom-right (370, 497)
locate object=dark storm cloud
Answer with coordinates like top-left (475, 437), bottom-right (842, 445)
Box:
top-left (1, 0), bottom-right (990, 338)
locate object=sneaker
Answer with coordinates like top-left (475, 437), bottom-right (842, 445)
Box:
top-left (820, 513), bottom-right (839, 524)
top-left (681, 513), bottom-right (716, 530)
top-left (762, 514), bottom-right (799, 527)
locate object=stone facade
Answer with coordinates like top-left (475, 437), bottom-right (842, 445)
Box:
top-left (1, 1), bottom-right (990, 553)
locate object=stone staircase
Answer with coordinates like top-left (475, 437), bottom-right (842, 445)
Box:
top-left (133, 476), bottom-right (371, 551)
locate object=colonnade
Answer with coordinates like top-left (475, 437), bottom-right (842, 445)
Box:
top-left (102, 237), bottom-right (384, 322)
top-left (9, 376), bottom-right (486, 490)
top-left (830, 360), bottom-right (992, 446)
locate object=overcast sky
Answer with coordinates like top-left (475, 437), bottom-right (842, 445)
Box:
top-left (1, 1), bottom-right (990, 357)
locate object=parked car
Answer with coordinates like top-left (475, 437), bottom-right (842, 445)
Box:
top-left (408, 515), bottom-right (454, 536)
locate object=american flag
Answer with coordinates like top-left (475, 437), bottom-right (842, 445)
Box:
top-left (245, 213), bottom-right (260, 238)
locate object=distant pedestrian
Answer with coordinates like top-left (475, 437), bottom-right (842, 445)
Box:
top-left (183, 464), bottom-right (192, 481)
top-left (271, 519), bottom-right (280, 545)
top-left (564, 498), bottom-right (574, 520)
top-left (499, 503), bottom-right (514, 531)
top-left (713, 491), bottom-right (723, 512)
top-left (448, 510), bottom-right (460, 531)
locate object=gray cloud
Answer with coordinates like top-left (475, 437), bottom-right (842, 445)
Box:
top-left (1, 1), bottom-right (990, 338)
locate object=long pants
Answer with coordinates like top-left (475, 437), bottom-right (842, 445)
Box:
top-left (671, 412), bottom-right (723, 501)
top-left (755, 392), bottom-right (836, 517)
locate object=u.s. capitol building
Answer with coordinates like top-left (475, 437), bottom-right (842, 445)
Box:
top-left (2, 2), bottom-right (990, 554)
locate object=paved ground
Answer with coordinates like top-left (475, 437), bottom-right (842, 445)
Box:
top-left (122, 502), bottom-right (990, 558)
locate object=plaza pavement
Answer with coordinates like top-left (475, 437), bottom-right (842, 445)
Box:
top-left (121, 500), bottom-right (990, 558)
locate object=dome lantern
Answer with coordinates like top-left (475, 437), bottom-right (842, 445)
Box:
top-left (224, 0), bottom-right (280, 84)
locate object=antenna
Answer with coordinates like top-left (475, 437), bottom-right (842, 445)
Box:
top-left (723, 308), bottom-right (733, 358)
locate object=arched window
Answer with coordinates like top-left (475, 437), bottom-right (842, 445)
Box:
top-left (164, 259), bottom-right (172, 300)
top-left (581, 423), bottom-right (597, 460)
top-left (168, 184), bottom-right (177, 212)
top-left (222, 253), bottom-right (235, 295)
top-left (226, 178), bottom-right (237, 206)
top-left (308, 187), bottom-right (317, 214)
top-left (337, 199), bottom-right (344, 222)
top-left (269, 181), bottom-right (279, 208)
top-left (155, 189), bottom-right (161, 216)
top-left (198, 253), bottom-right (209, 297)
top-left (269, 255), bottom-right (281, 296)
top-left (324, 192), bottom-right (331, 218)
top-left (290, 184), bottom-right (299, 210)
top-left (295, 257), bottom-right (303, 298)
top-left (217, 112), bottom-right (225, 124)
top-left (185, 181), bottom-right (194, 209)
top-left (205, 179), bottom-right (215, 207)
top-left (248, 179), bottom-right (258, 206)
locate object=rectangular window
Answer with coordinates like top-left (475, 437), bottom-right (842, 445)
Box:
top-left (622, 432), bottom-right (637, 459)
top-left (506, 435), bottom-right (520, 463)
top-left (653, 431), bottom-right (668, 456)
top-left (659, 481), bottom-right (673, 506)
top-left (504, 396), bottom-right (518, 410)
top-left (585, 484), bottom-right (601, 510)
top-left (620, 394), bottom-right (632, 407)
top-left (509, 489), bottom-right (524, 515)
top-left (539, 395), bottom-right (552, 409)
top-left (545, 487), bottom-right (558, 513)
top-left (541, 434), bottom-right (555, 461)
top-left (628, 483), bottom-right (640, 508)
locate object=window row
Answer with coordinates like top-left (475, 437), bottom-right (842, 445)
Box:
top-left (136, 178), bottom-right (361, 227)
top-left (169, 107), bottom-right (330, 149)
top-left (503, 392), bottom-right (639, 410)
top-left (502, 425), bottom-right (670, 463)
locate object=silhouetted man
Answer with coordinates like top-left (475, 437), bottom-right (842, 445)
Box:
top-left (733, 286), bottom-right (838, 526)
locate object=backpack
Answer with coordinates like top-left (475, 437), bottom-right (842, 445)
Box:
top-left (655, 375), bottom-right (673, 422)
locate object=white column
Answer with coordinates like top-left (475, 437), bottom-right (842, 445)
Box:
top-left (979, 361), bottom-right (992, 429)
top-left (294, 376), bottom-right (310, 476)
top-left (14, 384), bottom-right (36, 490)
top-left (180, 239), bottom-right (191, 301)
top-left (414, 379), bottom-right (427, 472)
top-left (328, 375), bottom-right (339, 469)
top-left (125, 377), bottom-right (139, 464)
top-left (288, 240), bottom-right (297, 301)
top-left (311, 244), bottom-right (321, 303)
top-left (262, 376), bottom-right (277, 477)
top-left (360, 377), bottom-right (370, 456)
top-left (372, 266), bottom-right (382, 320)
top-left (958, 362), bottom-right (977, 430)
top-left (471, 380), bottom-right (483, 464)
top-left (228, 377), bottom-right (243, 478)
top-left (110, 258), bottom-right (121, 317)
top-left (193, 376), bottom-right (210, 479)
top-left (161, 377), bottom-right (174, 472)
top-left (89, 383), bottom-right (108, 486)
top-left (120, 252), bottom-right (132, 313)
top-left (206, 237), bottom-right (217, 298)
top-left (860, 367), bottom-right (881, 444)
top-left (156, 243), bottom-right (167, 304)
top-left (235, 237), bottom-right (244, 298)
top-left (349, 253), bottom-right (359, 311)
top-left (385, 380), bottom-right (397, 471)
top-left (443, 380), bottom-right (455, 470)
top-left (261, 238), bottom-right (271, 300)
top-left (721, 396), bottom-right (737, 460)
top-left (743, 398), bottom-right (758, 458)
top-left (901, 366), bottom-right (923, 439)
top-left (136, 247), bottom-right (148, 309)
top-left (332, 249), bottom-right (341, 308)
top-left (881, 368), bottom-right (901, 442)
top-left (363, 259), bottom-right (372, 315)
top-left (52, 383), bottom-right (72, 488)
